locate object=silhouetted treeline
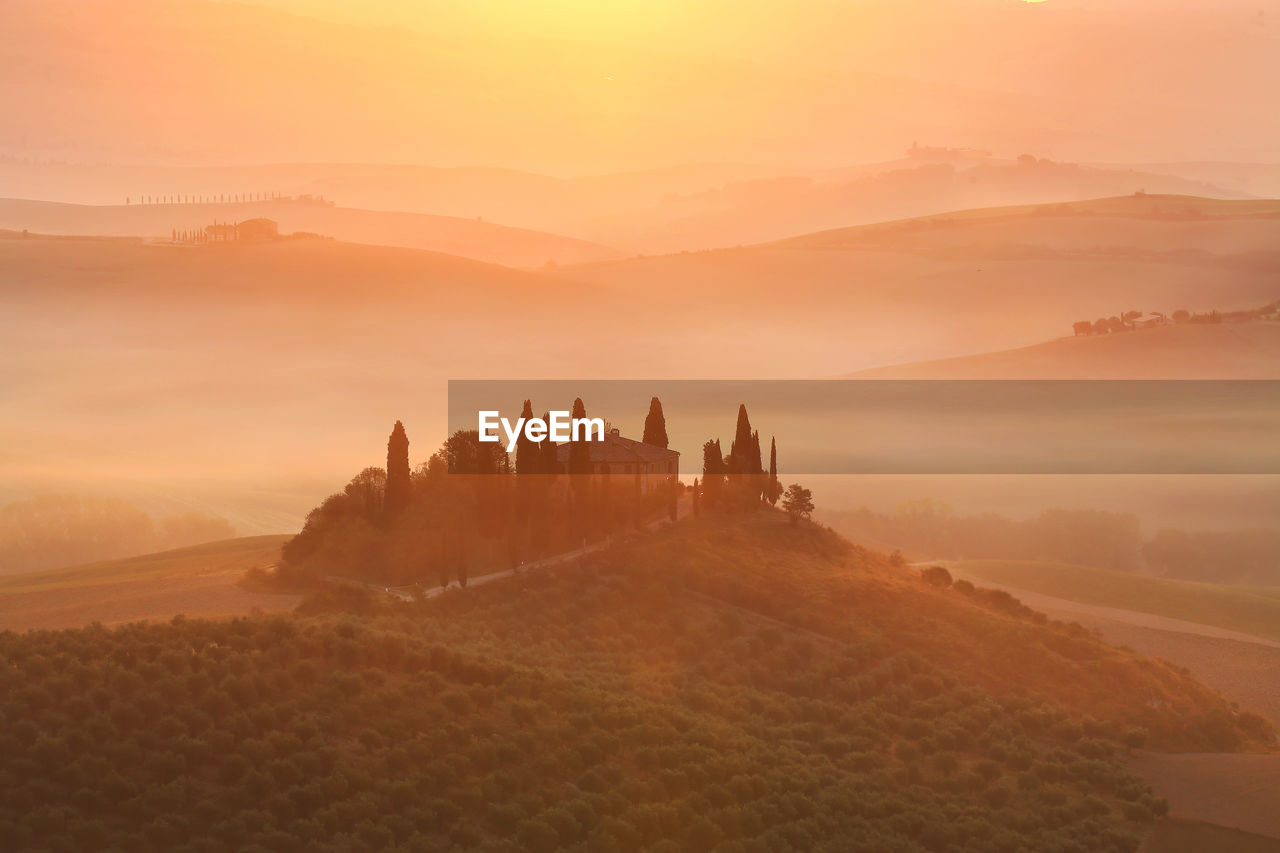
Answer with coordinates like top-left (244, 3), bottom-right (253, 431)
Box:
top-left (0, 495), bottom-right (235, 574)
top-left (1143, 527), bottom-right (1280, 585)
top-left (281, 404), bottom-right (679, 586)
top-left (1071, 301), bottom-right (1278, 336)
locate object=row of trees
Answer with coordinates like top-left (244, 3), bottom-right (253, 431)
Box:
top-left (1072, 301), bottom-right (1279, 336)
top-left (128, 191), bottom-right (283, 205)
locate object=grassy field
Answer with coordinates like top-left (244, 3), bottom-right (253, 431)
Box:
top-left (0, 534), bottom-right (290, 594)
top-left (0, 536), bottom-right (298, 631)
top-left (951, 559), bottom-right (1280, 643)
top-left (1144, 818), bottom-right (1280, 853)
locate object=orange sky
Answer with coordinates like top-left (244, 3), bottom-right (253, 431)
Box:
top-left (2, 0), bottom-right (1277, 172)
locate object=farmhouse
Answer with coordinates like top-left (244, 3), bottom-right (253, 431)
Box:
top-left (555, 427), bottom-right (679, 492)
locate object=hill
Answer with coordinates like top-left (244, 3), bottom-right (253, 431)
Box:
top-left (0, 515), bottom-right (1269, 851)
top-left (4, 197), bottom-right (1279, 528)
top-left (0, 198), bottom-right (622, 268)
top-left (0, 535), bottom-right (297, 631)
top-left (849, 323), bottom-right (1280, 379)
top-left (945, 560), bottom-right (1280, 645)
top-left (560, 195), bottom-right (1280, 371)
top-left (0, 158), bottom-right (1250, 256)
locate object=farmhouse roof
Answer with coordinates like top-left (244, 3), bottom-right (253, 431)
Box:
top-left (554, 429), bottom-right (679, 465)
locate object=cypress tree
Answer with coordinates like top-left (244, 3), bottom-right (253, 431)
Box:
top-left (692, 478), bottom-right (701, 517)
top-left (568, 398), bottom-right (592, 542)
top-left (642, 397), bottom-right (668, 448)
top-left (702, 439), bottom-right (725, 508)
top-left (385, 421), bottom-right (411, 517)
top-left (729, 404), bottom-right (753, 474)
top-left (568, 398), bottom-right (591, 475)
top-left (768, 436), bottom-right (780, 506)
top-left (539, 411), bottom-right (558, 476)
top-left (515, 399), bottom-right (537, 475)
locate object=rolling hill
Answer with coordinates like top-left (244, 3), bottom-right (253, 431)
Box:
top-left (0, 514), bottom-right (1270, 850)
top-left (0, 535), bottom-right (297, 631)
top-left (561, 195), bottom-right (1280, 371)
top-left (0, 197), bottom-right (622, 268)
top-left (0, 157), bottom-right (1249, 255)
top-left (4, 194), bottom-right (1278, 529)
top-left (850, 323), bottom-right (1280, 379)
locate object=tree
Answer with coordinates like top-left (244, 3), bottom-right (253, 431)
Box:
top-left (692, 478), bottom-right (701, 517)
top-left (538, 412), bottom-right (559, 476)
top-left (567, 398), bottom-right (592, 475)
top-left (1072, 320), bottom-right (1092, 336)
top-left (642, 397), bottom-right (668, 448)
top-left (781, 484), bottom-right (814, 525)
top-left (515, 399), bottom-right (538, 475)
top-left (701, 440), bottom-right (725, 508)
top-left (384, 421), bottom-right (411, 517)
top-left (1172, 309), bottom-right (1190, 324)
top-left (727, 405), bottom-right (758, 474)
top-left (767, 437), bottom-right (781, 506)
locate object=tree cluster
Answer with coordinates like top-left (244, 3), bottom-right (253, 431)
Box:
top-left (281, 400), bottom-right (679, 587)
top-left (694, 405), bottom-right (788, 518)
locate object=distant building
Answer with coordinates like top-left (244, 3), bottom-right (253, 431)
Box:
top-left (236, 218), bottom-right (279, 242)
top-left (203, 218), bottom-right (279, 242)
top-left (554, 427), bottom-right (678, 493)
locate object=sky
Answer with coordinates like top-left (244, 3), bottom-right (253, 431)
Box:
top-left (1, 0), bottom-right (1277, 172)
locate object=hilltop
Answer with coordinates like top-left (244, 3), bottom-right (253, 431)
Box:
top-left (0, 514), bottom-right (1269, 851)
top-left (0, 198), bottom-right (622, 268)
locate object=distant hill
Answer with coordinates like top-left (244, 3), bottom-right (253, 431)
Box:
top-left (0, 197), bottom-right (622, 268)
top-left (0, 535), bottom-right (296, 631)
top-left (850, 323), bottom-right (1280, 379)
top-left (561, 195), bottom-right (1280, 372)
top-left (0, 157), bottom-right (1251, 255)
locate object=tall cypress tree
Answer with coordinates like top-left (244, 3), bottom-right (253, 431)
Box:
top-left (568, 398), bottom-right (592, 475)
top-left (702, 439), bottom-right (725, 508)
top-left (729, 404), bottom-right (753, 474)
top-left (768, 436), bottom-right (780, 506)
top-left (567, 398), bottom-right (594, 542)
top-left (385, 420), bottom-right (411, 517)
top-left (515, 399), bottom-right (537, 475)
top-left (642, 397), bottom-right (668, 448)
top-left (539, 411), bottom-right (558, 476)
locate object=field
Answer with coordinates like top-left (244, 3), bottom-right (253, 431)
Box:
top-left (1127, 754), bottom-right (1280, 841)
top-left (0, 536), bottom-right (299, 631)
top-left (947, 560), bottom-right (1280, 644)
top-left (1144, 818), bottom-right (1280, 853)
